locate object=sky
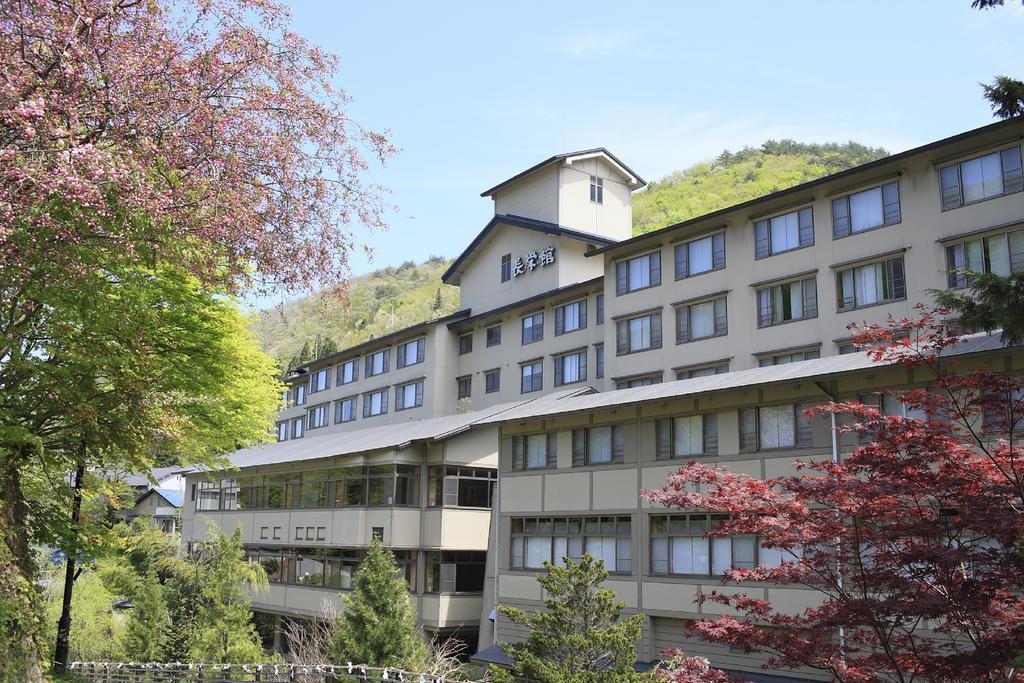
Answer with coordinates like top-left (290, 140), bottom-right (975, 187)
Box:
top-left (282, 0), bottom-right (1023, 287)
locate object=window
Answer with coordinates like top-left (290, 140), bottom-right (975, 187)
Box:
top-left (395, 380), bottom-right (424, 411)
top-left (362, 388), bottom-right (388, 417)
top-left (555, 299), bottom-right (587, 335)
top-left (554, 350), bottom-right (587, 386)
top-left (511, 433), bottom-right (556, 470)
top-left (457, 375), bottom-right (472, 400)
top-left (739, 403), bottom-right (814, 451)
top-left (754, 207), bottom-right (813, 258)
top-left (858, 392), bottom-right (928, 423)
top-left (616, 252), bottom-right (661, 294)
top-left (656, 414), bottom-right (718, 458)
top-left (596, 293), bottom-right (604, 325)
top-left (832, 182), bottom-right (901, 237)
top-left (676, 233), bottom-right (725, 279)
top-left (245, 546), bottom-right (417, 592)
top-left (595, 344), bottom-right (604, 379)
top-left (307, 403), bottom-right (330, 430)
top-left (366, 464), bottom-right (419, 506)
top-left (335, 396), bottom-right (357, 423)
top-left (940, 145), bottom-right (1023, 209)
top-left (522, 313), bottom-right (544, 344)
top-left (758, 348), bottom-right (820, 367)
top-left (676, 363), bottom-right (729, 380)
top-left (486, 325), bottom-right (502, 347)
top-left (427, 466), bottom-right (496, 508)
top-left (511, 515), bottom-right (632, 572)
top-left (650, 514), bottom-right (768, 576)
top-left (365, 349), bottom-right (389, 377)
top-left (276, 421), bottom-right (288, 442)
top-left (521, 361), bottom-right (543, 393)
top-left (590, 176), bottom-right (604, 204)
top-left (615, 311), bottom-right (662, 355)
top-left (309, 369), bottom-right (330, 394)
top-left (458, 333), bottom-right (473, 355)
top-left (293, 384), bottom-right (307, 406)
top-left (676, 297), bottom-right (727, 343)
top-left (501, 253), bottom-right (512, 282)
top-left (836, 256), bottom-right (906, 311)
top-left (337, 359), bottom-right (359, 385)
top-left (571, 426), bottom-right (624, 465)
top-left (945, 228), bottom-right (1024, 288)
top-left (838, 342), bottom-right (858, 355)
top-left (426, 551), bottom-right (487, 593)
top-left (396, 338), bottom-right (425, 368)
top-left (484, 369), bottom-right (500, 394)
top-left (756, 277), bottom-right (817, 327)
top-left (291, 416), bottom-right (304, 439)
top-left (616, 373), bottom-right (662, 390)
top-left (196, 481), bottom-right (221, 511)
top-left (982, 385), bottom-right (1024, 434)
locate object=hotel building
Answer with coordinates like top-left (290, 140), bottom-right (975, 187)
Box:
top-left (181, 117), bottom-right (1024, 676)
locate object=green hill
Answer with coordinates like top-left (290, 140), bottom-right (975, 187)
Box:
top-left (251, 256), bottom-right (461, 370)
top-left (251, 140), bottom-right (890, 367)
top-left (632, 140), bottom-right (890, 235)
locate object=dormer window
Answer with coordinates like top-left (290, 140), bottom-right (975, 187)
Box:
top-left (590, 176), bottom-right (604, 204)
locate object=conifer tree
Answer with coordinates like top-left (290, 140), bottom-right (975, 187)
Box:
top-left (120, 568), bottom-right (168, 662)
top-left (433, 288), bottom-right (443, 311)
top-left (331, 538), bottom-right (426, 667)
top-left (490, 555), bottom-right (649, 683)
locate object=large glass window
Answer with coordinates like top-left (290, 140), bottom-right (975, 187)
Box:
top-left (650, 514), bottom-right (770, 576)
top-left (571, 426), bottom-right (624, 465)
top-left (511, 433), bottom-right (556, 470)
top-left (739, 403), bottom-right (814, 451)
top-left (655, 414), bottom-right (718, 458)
top-left (276, 421), bottom-right (288, 442)
top-left (754, 207), bottom-right (813, 258)
top-left (555, 299), bottom-right (587, 335)
top-left (940, 145), bottom-right (1023, 209)
top-left (293, 384), bottom-right (306, 406)
top-left (522, 312), bottom-right (544, 344)
top-left (365, 349), bottom-right (389, 377)
top-left (427, 466), bottom-right (496, 508)
top-left (395, 380), bottom-right (424, 411)
top-left (307, 403), bottom-right (329, 430)
top-left (676, 297), bottom-right (727, 343)
top-left (426, 551), bottom-right (487, 593)
top-left (615, 252), bottom-right (661, 294)
top-left (485, 369), bottom-right (500, 394)
top-left (486, 325), bottom-right (502, 347)
top-left (246, 546), bottom-right (416, 592)
top-left (337, 359), bottom-right (359, 385)
top-left (676, 363), bottom-right (728, 380)
top-left (291, 417), bottom-right (304, 439)
top-left (756, 277), bottom-right (817, 327)
top-left (396, 338), bottom-right (425, 368)
top-left (521, 361), bottom-right (543, 393)
top-left (675, 233), bottom-right (725, 279)
top-left (362, 388), bottom-right (388, 417)
top-left (615, 373), bottom-right (662, 390)
top-left (335, 396), bottom-right (356, 423)
top-left (554, 350), bottom-right (586, 386)
top-left (945, 228), bottom-right (1024, 288)
top-left (309, 369), bottom-right (330, 394)
top-left (458, 333), bottom-right (473, 355)
top-left (511, 516), bottom-right (632, 573)
top-left (832, 182), bottom-right (901, 237)
top-left (758, 348), bottom-right (820, 367)
top-left (836, 256), bottom-right (906, 311)
top-left (615, 311), bottom-right (662, 355)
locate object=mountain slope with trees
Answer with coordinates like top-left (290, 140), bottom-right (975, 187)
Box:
top-left (632, 140), bottom-right (890, 235)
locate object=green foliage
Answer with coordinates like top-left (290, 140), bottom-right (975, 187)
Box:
top-left (0, 540), bottom-right (46, 681)
top-left (252, 256), bottom-right (459, 367)
top-left (981, 75), bottom-right (1024, 120)
top-left (120, 569), bottom-right (168, 662)
top-left (42, 563), bottom-right (125, 663)
top-left (331, 538), bottom-right (426, 668)
top-left (490, 555), bottom-right (649, 683)
top-left (632, 140), bottom-right (889, 235)
top-left (189, 526), bottom-right (268, 664)
top-left (932, 272), bottom-right (1024, 345)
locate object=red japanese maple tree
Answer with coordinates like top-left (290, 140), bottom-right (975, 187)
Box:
top-left (645, 307), bottom-right (1024, 682)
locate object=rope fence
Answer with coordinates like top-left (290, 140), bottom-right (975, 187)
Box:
top-left (68, 662), bottom-right (458, 683)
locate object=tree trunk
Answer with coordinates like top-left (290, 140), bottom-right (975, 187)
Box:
top-left (52, 461), bottom-right (86, 675)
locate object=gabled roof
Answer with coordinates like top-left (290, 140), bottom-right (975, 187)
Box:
top-left (442, 214), bottom-right (618, 286)
top-left (187, 387), bottom-right (595, 473)
top-left (135, 487), bottom-right (182, 508)
top-left (480, 148), bottom-right (646, 197)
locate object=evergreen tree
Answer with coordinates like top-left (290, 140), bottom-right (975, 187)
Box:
top-left (490, 555), bottom-right (649, 683)
top-left (973, 2), bottom-right (1024, 118)
top-left (120, 568), bottom-right (168, 662)
top-left (433, 288), bottom-right (443, 311)
top-left (932, 272), bottom-right (1024, 346)
top-left (189, 527), bottom-right (268, 664)
top-left (331, 538), bottom-right (426, 667)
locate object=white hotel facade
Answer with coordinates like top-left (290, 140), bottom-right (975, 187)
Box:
top-left (182, 117), bottom-right (1024, 678)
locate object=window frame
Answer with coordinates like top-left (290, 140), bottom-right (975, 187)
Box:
top-left (571, 425), bottom-right (624, 466)
top-left (458, 333), bottom-right (473, 355)
top-left (522, 312), bottom-right (544, 345)
top-left (395, 380), bottom-right (424, 411)
top-left (521, 361), bottom-right (543, 394)
top-left (456, 375), bottom-right (472, 400)
top-left (675, 296), bottom-right (728, 344)
top-left (615, 251), bottom-right (662, 295)
top-left (501, 253), bottom-right (512, 282)
top-left (486, 324), bottom-right (502, 347)
top-left (365, 349), bottom-right (390, 378)
top-left (309, 368), bottom-right (331, 394)
top-left (939, 144), bottom-right (1023, 210)
top-left (831, 181), bottom-right (902, 238)
top-left (754, 206), bottom-right (814, 259)
top-left (835, 256), bottom-right (906, 312)
top-left (590, 176), bottom-right (604, 204)
top-left (396, 338), bottom-right (425, 369)
top-left (554, 299), bottom-right (587, 336)
top-left (362, 388), bottom-right (389, 418)
top-left (554, 349), bottom-right (587, 387)
top-left (615, 310), bottom-right (663, 355)
top-left (675, 232), bottom-right (726, 279)
top-left (511, 432), bottom-right (557, 471)
top-left (655, 413), bottom-right (719, 459)
top-left (337, 359), bottom-right (359, 386)
top-left (738, 402), bottom-right (814, 452)
top-left (756, 276), bottom-right (818, 328)
top-left (485, 369), bottom-right (500, 394)
top-left (307, 402), bottom-right (330, 430)
top-left (335, 396), bottom-right (357, 424)
top-left (510, 515), bottom-right (632, 573)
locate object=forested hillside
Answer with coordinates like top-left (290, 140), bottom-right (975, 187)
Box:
top-left (251, 256), bottom-right (461, 370)
top-left (252, 140), bottom-right (890, 366)
top-left (632, 140), bottom-right (889, 235)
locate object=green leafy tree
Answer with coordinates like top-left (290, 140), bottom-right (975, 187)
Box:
top-left (490, 555), bottom-right (649, 683)
top-left (932, 272), bottom-right (1024, 345)
top-left (120, 568), bottom-right (169, 662)
top-left (188, 526), bottom-right (269, 664)
top-left (972, 1), bottom-right (1024, 118)
top-left (331, 538), bottom-right (426, 667)
top-left (42, 562), bottom-right (125, 663)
